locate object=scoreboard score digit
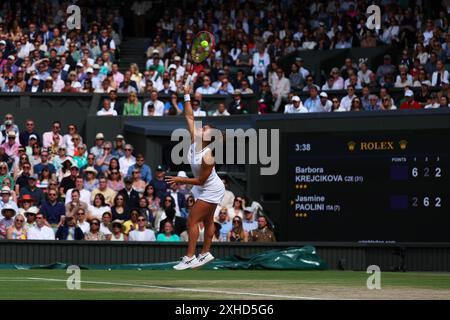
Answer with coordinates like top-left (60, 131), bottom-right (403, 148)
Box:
top-left (286, 131), bottom-right (449, 243)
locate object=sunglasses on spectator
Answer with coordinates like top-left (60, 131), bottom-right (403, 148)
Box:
top-left (138, 218), bottom-right (146, 222)
top-left (16, 219), bottom-right (24, 222)
top-left (91, 222), bottom-right (99, 225)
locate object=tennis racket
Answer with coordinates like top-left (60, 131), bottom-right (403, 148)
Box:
top-left (185, 30), bottom-right (216, 86)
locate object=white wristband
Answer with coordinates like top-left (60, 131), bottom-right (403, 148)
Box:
top-left (184, 94), bottom-right (191, 102)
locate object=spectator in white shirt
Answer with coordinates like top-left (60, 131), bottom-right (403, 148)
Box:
top-left (432, 60), bottom-right (450, 87)
top-left (128, 214), bottom-right (155, 241)
top-left (272, 68), bottom-right (291, 112)
top-left (317, 92), bottom-right (333, 112)
top-left (119, 144), bottom-right (136, 176)
top-left (195, 76), bottom-right (217, 95)
top-left (284, 96), bottom-right (308, 114)
top-left (143, 90), bottom-right (164, 116)
top-left (27, 212), bottom-right (55, 240)
top-left (192, 99), bottom-right (207, 117)
top-left (97, 99), bottom-right (118, 116)
top-left (339, 85), bottom-right (357, 111)
top-left (357, 62), bottom-right (373, 85)
top-left (321, 76), bottom-right (336, 91)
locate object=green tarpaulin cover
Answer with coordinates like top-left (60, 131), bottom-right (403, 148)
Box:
top-left (0, 246), bottom-right (327, 270)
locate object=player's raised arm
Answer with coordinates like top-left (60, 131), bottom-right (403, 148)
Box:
top-left (183, 83), bottom-right (196, 143)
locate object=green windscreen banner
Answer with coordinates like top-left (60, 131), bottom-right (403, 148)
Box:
top-left (0, 246), bottom-right (327, 271)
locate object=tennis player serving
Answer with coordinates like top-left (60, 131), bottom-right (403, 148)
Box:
top-left (166, 83), bottom-right (225, 270)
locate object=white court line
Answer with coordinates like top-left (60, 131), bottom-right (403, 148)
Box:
top-left (18, 277), bottom-right (334, 300)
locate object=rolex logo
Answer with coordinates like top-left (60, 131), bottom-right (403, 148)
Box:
top-left (348, 141), bottom-right (356, 152)
top-left (399, 140), bottom-right (408, 150)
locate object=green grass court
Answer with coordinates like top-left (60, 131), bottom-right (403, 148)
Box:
top-left (0, 270), bottom-right (449, 300)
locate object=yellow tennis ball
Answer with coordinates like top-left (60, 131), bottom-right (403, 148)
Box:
top-left (201, 40), bottom-right (209, 48)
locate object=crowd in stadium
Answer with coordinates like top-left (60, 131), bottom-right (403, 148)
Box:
top-left (0, 0), bottom-right (448, 114)
top-left (0, 116), bottom-right (274, 242)
top-left (0, 0), bottom-right (449, 241)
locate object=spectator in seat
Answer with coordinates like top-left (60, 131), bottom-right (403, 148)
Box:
top-left (66, 176), bottom-right (92, 205)
top-left (0, 204), bottom-right (17, 239)
top-left (164, 93), bottom-right (183, 115)
top-left (96, 141), bottom-right (115, 174)
top-left (27, 75), bottom-right (43, 92)
top-left (248, 216), bottom-right (276, 242)
top-left (228, 216), bottom-right (248, 242)
top-left (111, 220), bottom-right (127, 241)
top-left (380, 94), bottom-right (397, 110)
top-left (271, 68), bottom-right (291, 112)
top-left (123, 91), bottom-right (142, 116)
top-left (65, 189), bottom-right (89, 218)
top-left (158, 207), bottom-right (186, 236)
top-left (2, 131), bottom-right (20, 158)
top-left (376, 55), bottom-right (396, 82)
top-left (40, 189), bottom-right (65, 226)
top-left (157, 221), bottom-right (181, 242)
top-left (91, 177), bottom-right (116, 207)
top-left (316, 92), bottom-right (332, 112)
top-left (216, 207), bottom-right (232, 241)
top-left (190, 99), bottom-right (207, 117)
top-left (33, 150), bottom-right (56, 176)
top-left (432, 60), bottom-right (449, 87)
top-left (366, 95), bottom-right (381, 111)
top-left (303, 86), bottom-right (322, 112)
top-left (424, 93), bottom-right (440, 109)
top-left (242, 207), bottom-right (258, 233)
top-left (127, 153), bottom-right (152, 183)
top-left (143, 90), bottom-right (164, 116)
top-left (195, 76), bottom-right (217, 95)
top-left (84, 218), bottom-right (106, 241)
top-left (302, 75), bottom-right (320, 92)
top-left (119, 176), bottom-right (140, 210)
top-left (60, 164), bottom-right (79, 194)
top-left (90, 133), bottom-right (105, 160)
top-left (338, 85), bottom-right (357, 111)
top-left (400, 90), bottom-right (422, 109)
top-left (26, 212), bottom-right (55, 240)
top-left (289, 63), bottom-right (304, 92)
top-left (228, 90), bottom-right (248, 114)
top-left (19, 174), bottom-right (45, 206)
top-left (212, 103), bottom-right (230, 116)
top-left (55, 215), bottom-right (84, 240)
top-left (19, 119), bottom-right (40, 148)
top-left (76, 208), bottom-right (90, 234)
top-left (350, 97), bottom-right (363, 111)
top-left (284, 96), bottom-right (308, 114)
top-left (108, 90), bottom-right (123, 115)
top-left (42, 121), bottom-right (64, 150)
top-left (128, 214), bottom-right (156, 241)
top-left (6, 214), bottom-right (27, 240)
top-left (97, 98), bottom-right (118, 116)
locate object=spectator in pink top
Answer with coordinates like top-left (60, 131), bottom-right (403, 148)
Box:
top-left (1, 131), bottom-right (20, 158)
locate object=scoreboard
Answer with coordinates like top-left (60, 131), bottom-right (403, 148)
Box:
top-left (286, 130), bottom-right (450, 243)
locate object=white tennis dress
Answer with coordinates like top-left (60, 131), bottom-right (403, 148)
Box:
top-left (188, 142), bottom-right (225, 204)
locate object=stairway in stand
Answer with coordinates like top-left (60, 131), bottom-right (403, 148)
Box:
top-left (118, 37), bottom-right (149, 73)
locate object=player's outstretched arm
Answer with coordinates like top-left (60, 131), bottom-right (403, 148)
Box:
top-left (183, 84), bottom-right (196, 143)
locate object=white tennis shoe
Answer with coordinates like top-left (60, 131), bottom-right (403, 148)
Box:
top-left (192, 252), bottom-right (215, 268)
top-left (173, 256), bottom-right (199, 270)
